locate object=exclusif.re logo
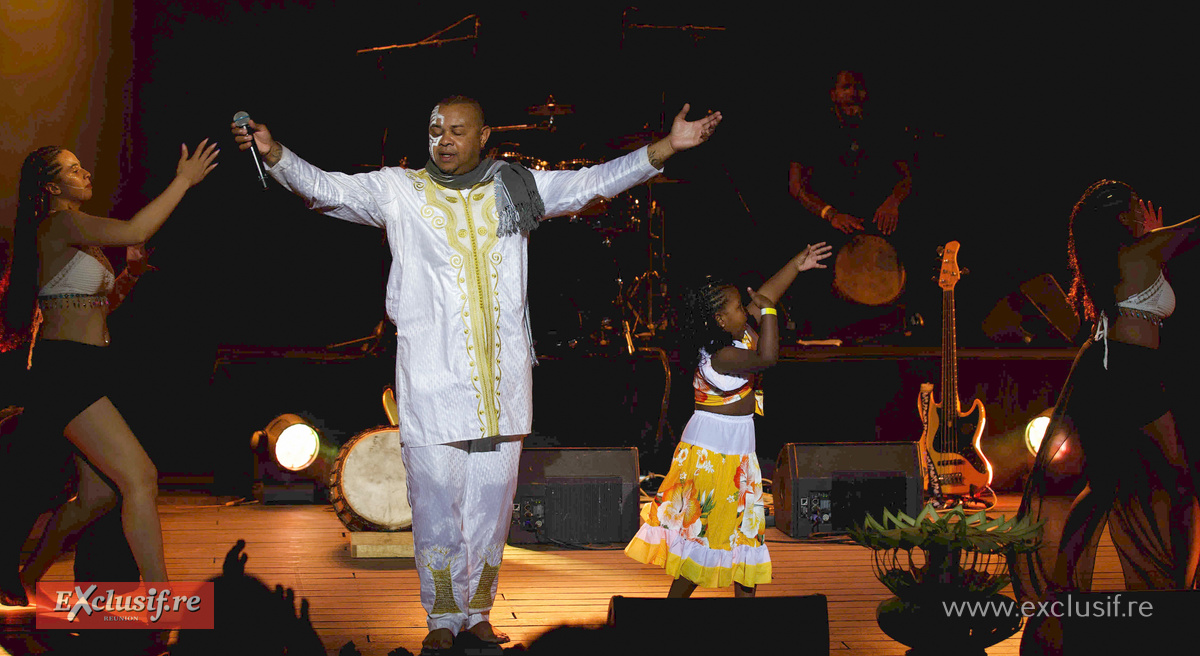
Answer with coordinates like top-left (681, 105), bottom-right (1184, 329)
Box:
top-left (35, 582), bottom-right (215, 630)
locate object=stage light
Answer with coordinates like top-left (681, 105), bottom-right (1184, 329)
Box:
top-left (273, 421), bottom-right (321, 470)
top-left (979, 407), bottom-right (1053, 492)
top-left (250, 413), bottom-right (337, 503)
top-left (1024, 409), bottom-right (1054, 456)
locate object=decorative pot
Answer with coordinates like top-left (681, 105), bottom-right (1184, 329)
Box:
top-left (876, 591), bottom-right (1023, 655)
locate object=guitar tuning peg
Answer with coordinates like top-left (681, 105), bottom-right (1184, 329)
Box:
top-left (961, 267), bottom-right (970, 276)
top-left (936, 246), bottom-right (945, 256)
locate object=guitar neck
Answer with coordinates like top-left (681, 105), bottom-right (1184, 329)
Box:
top-left (942, 286), bottom-right (958, 413)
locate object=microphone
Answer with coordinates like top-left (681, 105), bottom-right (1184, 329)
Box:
top-left (232, 111), bottom-right (268, 190)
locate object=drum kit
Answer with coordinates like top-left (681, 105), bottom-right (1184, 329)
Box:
top-left (492, 95), bottom-right (675, 350)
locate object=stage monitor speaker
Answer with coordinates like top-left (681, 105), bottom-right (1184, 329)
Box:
top-left (1057, 589), bottom-right (1200, 653)
top-left (508, 447), bottom-right (640, 545)
top-left (775, 441), bottom-right (922, 538)
top-left (608, 594), bottom-right (829, 655)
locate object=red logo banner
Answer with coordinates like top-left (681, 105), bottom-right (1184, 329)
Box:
top-left (34, 582), bottom-right (215, 630)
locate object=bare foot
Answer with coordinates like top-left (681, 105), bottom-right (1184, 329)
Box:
top-left (468, 620), bottom-right (510, 644)
top-left (421, 628), bottom-right (455, 652)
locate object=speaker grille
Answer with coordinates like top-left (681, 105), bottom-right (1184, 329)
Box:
top-left (776, 442), bottom-right (921, 538)
top-left (509, 447), bottom-right (639, 545)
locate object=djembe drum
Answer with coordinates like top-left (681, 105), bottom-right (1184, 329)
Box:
top-left (329, 426), bottom-right (411, 531)
top-left (833, 234), bottom-right (906, 306)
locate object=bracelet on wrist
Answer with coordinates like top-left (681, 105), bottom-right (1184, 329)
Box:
top-left (820, 204), bottom-right (834, 221)
top-left (760, 307), bottom-right (777, 317)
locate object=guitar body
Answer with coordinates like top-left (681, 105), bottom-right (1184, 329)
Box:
top-left (921, 397), bottom-right (990, 497)
top-left (917, 241), bottom-right (994, 501)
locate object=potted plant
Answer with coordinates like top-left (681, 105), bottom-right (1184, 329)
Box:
top-left (848, 503), bottom-right (1043, 655)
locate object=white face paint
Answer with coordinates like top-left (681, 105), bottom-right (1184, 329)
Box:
top-left (428, 105), bottom-right (444, 161)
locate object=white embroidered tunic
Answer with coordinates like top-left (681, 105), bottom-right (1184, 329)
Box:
top-left (265, 145), bottom-right (659, 446)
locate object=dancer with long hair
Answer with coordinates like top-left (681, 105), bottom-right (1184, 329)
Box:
top-left (0, 141), bottom-right (217, 607)
top-left (1010, 180), bottom-right (1200, 652)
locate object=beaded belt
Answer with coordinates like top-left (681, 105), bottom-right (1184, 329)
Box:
top-left (37, 293), bottom-right (109, 310)
top-left (1116, 306), bottom-right (1164, 326)
top-left (28, 294), bottom-right (111, 369)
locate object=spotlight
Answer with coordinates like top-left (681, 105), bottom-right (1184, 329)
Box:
top-left (1024, 409), bottom-right (1054, 456)
top-left (979, 406), bottom-right (1053, 492)
top-left (250, 413), bottom-right (337, 503)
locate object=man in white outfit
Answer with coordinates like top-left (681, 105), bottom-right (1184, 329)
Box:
top-left (233, 96), bottom-right (721, 652)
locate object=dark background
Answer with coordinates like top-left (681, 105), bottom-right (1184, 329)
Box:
top-left (3, 4), bottom-right (1198, 489)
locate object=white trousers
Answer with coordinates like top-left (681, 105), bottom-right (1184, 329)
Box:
top-left (401, 436), bottom-right (522, 633)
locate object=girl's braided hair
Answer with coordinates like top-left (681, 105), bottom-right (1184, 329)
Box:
top-left (677, 275), bottom-right (736, 367)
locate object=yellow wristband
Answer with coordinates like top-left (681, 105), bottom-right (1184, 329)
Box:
top-left (760, 307), bottom-right (777, 317)
top-left (820, 205), bottom-right (834, 220)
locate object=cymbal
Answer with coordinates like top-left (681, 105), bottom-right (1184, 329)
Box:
top-left (527, 94), bottom-right (574, 116)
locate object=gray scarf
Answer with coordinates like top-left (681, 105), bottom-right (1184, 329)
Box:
top-left (423, 158), bottom-right (544, 237)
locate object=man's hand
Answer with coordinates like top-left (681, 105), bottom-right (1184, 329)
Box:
top-left (231, 118), bottom-right (282, 166)
top-left (873, 195), bottom-right (901, 235)
top-left (648, 103), bottom-right (723, 169)
top-left (830, 212), bottom-right (865, 234)
top-left (668, 103), bottom-right (722, 152)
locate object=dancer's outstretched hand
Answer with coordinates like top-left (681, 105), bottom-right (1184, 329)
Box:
top-left (176, 139), bottom-right (220, 187)
top-left (795, 242), bottom-right (833, 271)
top-left (1139, 198), bottom-right (1163, 232)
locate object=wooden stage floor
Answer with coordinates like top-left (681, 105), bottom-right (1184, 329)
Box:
top-left (1, 492), bottom-right (1127, 656)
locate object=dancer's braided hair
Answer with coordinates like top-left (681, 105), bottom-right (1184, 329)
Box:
top-left (677, 275), bottom-right (736, 368)
top-left (1066, 179), bottom-right (1135, 324)
top-left (1, 146), bottom-right (63, 351)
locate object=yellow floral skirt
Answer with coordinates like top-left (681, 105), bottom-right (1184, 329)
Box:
top-left (625, 412), bottom-right (771, 588)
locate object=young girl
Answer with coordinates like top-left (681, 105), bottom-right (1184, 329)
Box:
top-left (625, 242), bottom-right (832, 598)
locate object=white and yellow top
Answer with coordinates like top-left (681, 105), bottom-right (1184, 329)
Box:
top-left (266, 145), bottom-right (659, 446)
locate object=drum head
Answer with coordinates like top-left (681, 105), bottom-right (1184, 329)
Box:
top-left (833, 234), bottom-right (906, 306)
top-left (332, 427), bottom-right (411, 530)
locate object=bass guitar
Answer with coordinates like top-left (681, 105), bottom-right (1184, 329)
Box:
top-left (918, 241), bottom-right (992, 500)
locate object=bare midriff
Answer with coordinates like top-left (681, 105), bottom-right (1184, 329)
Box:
top-left (37, 306), bottom-right (110, 347)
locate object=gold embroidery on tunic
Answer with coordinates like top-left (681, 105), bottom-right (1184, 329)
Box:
top-left (416, 171), bottom-right (504, 437)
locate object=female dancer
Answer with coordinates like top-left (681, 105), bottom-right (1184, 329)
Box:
top-left (625, 242), bottom-right (831, 598)
top-left (0, 141), bottom-right (218, 607)
top-left (1010, 181), bottom-right (1200, 649)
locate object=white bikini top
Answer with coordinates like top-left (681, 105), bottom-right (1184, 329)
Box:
top-left (1094, 271), bottom-right (1175, 369)
top-left (38, 248), bottom-right (115, 297)
top-left (1115, 271), bottom-right (1175, 320)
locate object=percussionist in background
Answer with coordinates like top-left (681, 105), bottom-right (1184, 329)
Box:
top-left (788, 69), bottom-right (918, 341)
